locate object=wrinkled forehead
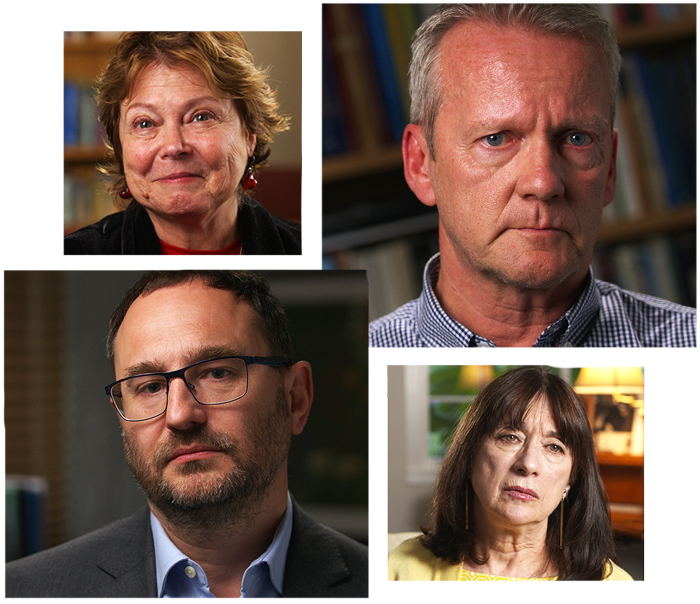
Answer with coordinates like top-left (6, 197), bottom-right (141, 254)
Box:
top-left (436, 21), bottom-right (611, 115)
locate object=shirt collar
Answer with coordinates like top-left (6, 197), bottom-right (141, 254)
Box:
top-left (416, 253), bottom-right (601, 347)
top-left (151, 492), bottom-right (293, 597)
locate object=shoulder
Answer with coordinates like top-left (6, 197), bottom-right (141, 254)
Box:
top-left (596, 280), bottom-right (697, 320)
top-left (369, 299), bottom-right (420, 362)
top-left (285, 502), bottom-right (367, 596)
top-left (369, 298), bottom-right (419, 337)
top-left (63, 202), bottom-right (160, 255)
top-left (290, 502), bottom-right (368, 567)
top-left (593, 280), bottom-right (696, 346)
top-left (602, 560), bottom-right (634, 581)
top-left (63, 210), bottom-right (126, 254)
top-left (5, 508), bottom-right (154, 597)
top-left (388, 536), bottom-right (460, 581)
top-left (238, 196), bottom-right (301, 254)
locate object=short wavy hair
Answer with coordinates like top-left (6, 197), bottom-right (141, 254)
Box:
top-left (410, 4), bottom-right (622, 158)
top-left (96, 32), bottom-right (290, 207)
top-left (421, 365), bottom-right (618, 580)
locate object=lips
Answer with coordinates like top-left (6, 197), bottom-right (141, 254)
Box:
top-left (504, 485), bottom-right (538, 500)
top-left (168, 445), bottom-right (222, 463)
top-left (157, 172), bottom-right (201, 182)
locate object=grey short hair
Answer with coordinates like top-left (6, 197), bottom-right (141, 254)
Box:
top-left (409, 4), bottom-right (622, 158)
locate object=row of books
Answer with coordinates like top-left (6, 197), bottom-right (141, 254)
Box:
top-left (64, 170), bottom-right (114, 232)
top-left (64, 80), bottom-right (104, 147)
top-left (607, 41), bottom-right (696, 222)
top-left (323, 3), bottom-right (433, 156)
top-left (598, 3), bottom-right (696, 27)
top-left (6, 476), bottom-right (47, 562)
top-left (593, 231), bottom-right (696, 308)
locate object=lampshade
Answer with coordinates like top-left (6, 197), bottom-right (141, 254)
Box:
top-left (458, 365), bottom-right (494, 390)
top-left (574, 366), bottom-right (644, 394)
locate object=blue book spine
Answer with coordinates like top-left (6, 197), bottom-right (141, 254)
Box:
top-left (64, 81), bottom-right (81, 146)
top-left (361, 3), bottom-right (407, 144)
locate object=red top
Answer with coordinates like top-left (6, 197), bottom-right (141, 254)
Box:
top-left (159, 238), bottom-right (242, 255)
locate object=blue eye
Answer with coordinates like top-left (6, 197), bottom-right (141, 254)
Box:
top-left (568, 132), bottom-right (590, 146)
top-left (136, 120), bottom-right (153, 129)
top-left (485, 133), bottom-right (504, 146)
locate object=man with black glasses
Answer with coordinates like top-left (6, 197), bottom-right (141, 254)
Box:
top-left (6, 271), bottom-right (368, 598)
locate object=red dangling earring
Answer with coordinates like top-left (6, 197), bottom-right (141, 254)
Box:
top-left (241, 167), bottom-right (257, 191)
top-left (119, 187), bottom-right (132, 199)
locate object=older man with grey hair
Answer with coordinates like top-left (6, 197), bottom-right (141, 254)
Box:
top-left (370, 4), bottom-right (695, 347)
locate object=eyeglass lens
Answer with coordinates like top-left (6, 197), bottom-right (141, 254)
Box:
top-left (111, 357), bottom-right (249, 420)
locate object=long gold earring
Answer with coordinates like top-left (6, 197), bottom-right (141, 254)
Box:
top-left (465, 483), bottom-right (469, 531)
top-left (559, 494), bottom-right (565, 549)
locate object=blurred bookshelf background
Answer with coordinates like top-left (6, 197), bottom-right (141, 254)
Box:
top-left (322, 4), bottom-right (697, 320)
top-left (64, 31), bottom-right (302, 236)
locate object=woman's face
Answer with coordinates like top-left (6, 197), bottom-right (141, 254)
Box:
top-left (470, 396), bottom-right (572, 534)
top-left (119, 61), bottom-right (256, 221)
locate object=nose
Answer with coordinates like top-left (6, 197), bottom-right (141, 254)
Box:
top-left (515, 138), bottom-right (565, 202)
top-left (160, 122), bottom-right (192, 159)
top-left (512, 440), bottom-right (542, 476)
top-left (165, 377), bottom-right (207, 430)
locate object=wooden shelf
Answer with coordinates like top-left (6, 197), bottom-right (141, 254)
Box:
top-left (596, 452), bottom-right (644, 467)
top-left (323, 147), bottom-right (403, 182)
top-left (64, 145), bottom-right (109, 164)
top-left (64, 37), bottom-right (117, 79)
top-left (598, 205), bottom-right (696, 243)
top-left (617, 19), bottom-right (696, 49)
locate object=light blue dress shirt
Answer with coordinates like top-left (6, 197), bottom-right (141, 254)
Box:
top-left (150, 493), bottom-right (293, 598)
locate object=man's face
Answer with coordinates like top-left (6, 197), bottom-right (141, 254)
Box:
top-left (411, 22), bottom-right (617, 290)
top-left (113, 281), bottom-right (290, 524)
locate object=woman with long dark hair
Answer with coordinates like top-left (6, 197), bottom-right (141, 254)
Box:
top-left (389, 366), bottom-right (632, 581)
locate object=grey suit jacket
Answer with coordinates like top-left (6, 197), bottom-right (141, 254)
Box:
top-left (5, 501), bottom-right (368, 597)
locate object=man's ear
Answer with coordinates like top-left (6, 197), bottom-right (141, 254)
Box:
top-left (403, 123), bottom-right (437, 207)
top-left (603, 128), bottom-right (618, 208)
top-left (285, 361), bottom-right (313, 435)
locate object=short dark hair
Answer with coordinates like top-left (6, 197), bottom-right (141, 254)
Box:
top-left (107, 271), bottom-right (293, 368)
top-left (421, 365), bottom-right (617, 580)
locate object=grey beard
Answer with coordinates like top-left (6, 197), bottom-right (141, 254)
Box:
top-left (122, 391), bottom-right (290, 535)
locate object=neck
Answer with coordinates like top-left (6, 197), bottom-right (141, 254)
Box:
top-left (468, 507), bottom-right (553, 578)
top-left (146, 198), bottom-right (239, 250)
top-left (435, 238), bottom-right (587, 347)
top-left (150, 474), bottom-right (288, 597)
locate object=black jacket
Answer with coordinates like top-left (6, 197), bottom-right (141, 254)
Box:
top-left (5, 502), bottom-right (368, 597)
top-left (64, 197), bottom-right (301, 255)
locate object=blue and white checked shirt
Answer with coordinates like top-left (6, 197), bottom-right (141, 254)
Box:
top-left (370, 254), bottom-right (696, 347)
top-left (151, 493), bottom-right (293, 597)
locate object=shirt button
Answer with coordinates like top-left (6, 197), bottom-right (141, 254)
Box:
top-left (184, 565), bottom-right (197, 579)
top-left (476, 342), bottom-right (491, 354)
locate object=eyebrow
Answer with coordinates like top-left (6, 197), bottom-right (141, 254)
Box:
top-left (471, 114), bottom-right (611, 136)
top-left (121, 345), bottom-right (245, 378)
top-left (122, 96), bottom-right (226, 116)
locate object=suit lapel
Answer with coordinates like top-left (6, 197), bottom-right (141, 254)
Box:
top-left (282, 501), bottom-right (352, 597)
top-left (85, 507), bottom-right (158, 597)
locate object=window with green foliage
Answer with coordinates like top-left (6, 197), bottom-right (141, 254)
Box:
top-left (426, 366), bottom-right (580, 459)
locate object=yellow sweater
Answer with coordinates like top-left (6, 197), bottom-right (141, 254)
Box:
top-left (388, 537), bottom-right (633, 581)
